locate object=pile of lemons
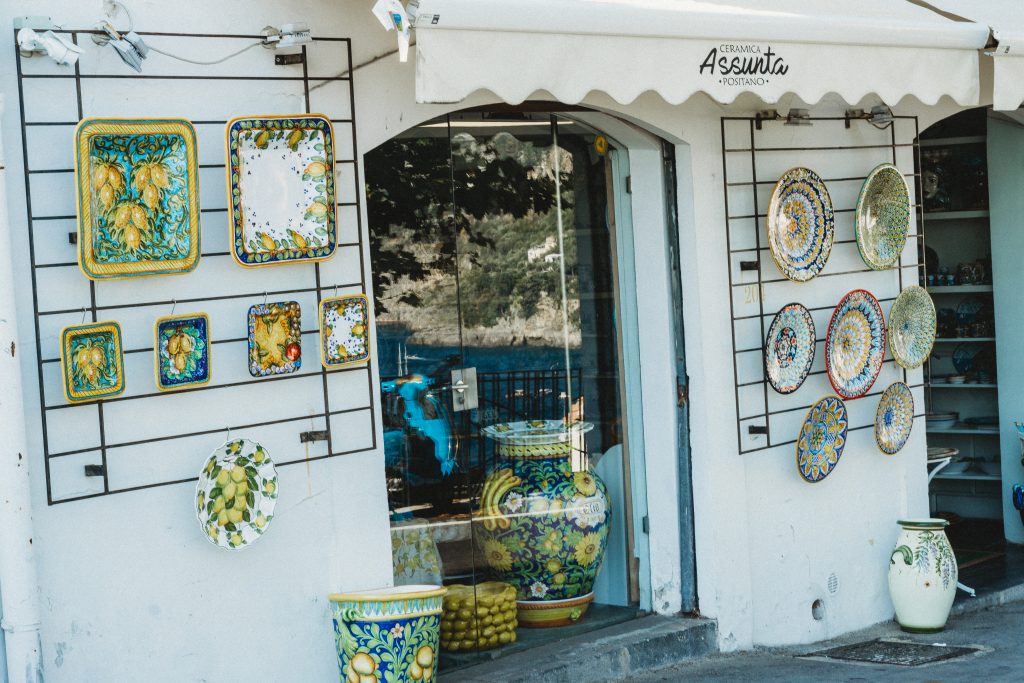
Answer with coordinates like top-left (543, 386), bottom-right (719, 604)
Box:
top-left (440, 582), bottom-right (518, 652)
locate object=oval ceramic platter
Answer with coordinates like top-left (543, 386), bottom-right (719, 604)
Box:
top-left (764, 303), bottom-right (816, 394)
top-left (855, 163), bottom-right (911, 270)
top-left (767, 167), bottom-right (835, 282)
top-left (825, 289), bottom-right (886, 399)
top-left (888, 285), bottom-right (936, 369)
top-left (875, 382), bottom-right (915, 454)
top-left (196, 438), bottom-right (278, 550)
top-left (796, 395), bottom-right (849, 483)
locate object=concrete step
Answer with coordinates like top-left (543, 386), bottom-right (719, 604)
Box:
top-left (445, 615), bottom-right (718, 683)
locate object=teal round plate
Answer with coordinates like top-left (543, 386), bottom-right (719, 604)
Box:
top-left (855, 163), bottom-right (910, 270)
top-left (796, 396), bottom-right (849, 483)
top-left (889, 286), bottom-right (936, 369)
top-left (875, 382), bottom-right (915, 454)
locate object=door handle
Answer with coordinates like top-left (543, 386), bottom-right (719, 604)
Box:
top-left (450, 368), bottom-right (478, 411)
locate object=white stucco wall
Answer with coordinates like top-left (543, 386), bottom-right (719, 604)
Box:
top-left (0, 0), bottom-right (983, 679)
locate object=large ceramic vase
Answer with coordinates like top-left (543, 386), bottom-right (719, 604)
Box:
top-left (330, 585), bottom-right (446, 683)
top-left (478, 420), bottom-right (610, 628)
top-left (888, 519), bottom-right (957, 633)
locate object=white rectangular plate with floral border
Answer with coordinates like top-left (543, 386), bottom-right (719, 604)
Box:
top-left (319, 294), bottom-right (370, 368)
top-left (226, 114), bottom-right (337, 266)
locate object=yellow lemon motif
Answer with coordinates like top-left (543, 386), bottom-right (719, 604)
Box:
top-left (90, 347), bottom-right (104, 367)
top-left (150, 163), bottom-right (170, 189)
top-left (264, 481), bottom-right (276, 495)
top-left (253, 450), bottom-right (266, 464)
top-left (258, 232), bottom-right (277, 252)
top-left (254, 131), bottom-right (269, 147)
top-left (222, 482), bottom-right (236, 500)
top-left (142, 184), bottom-right (160, 210)
top-left (415, 645), bottom-right (434, 667)
top-left (130, 205), bottom-right (147, 228)
top-left (230, 465), bottom-right (246, 483)
top-left (232, 496), bottom-right (246, 511)
top-left (350, 652), bottom-right (376, 676)
top-left (215, 469), bottom-right (230, 487)
top-left (227, 509), bottom-right (243, 524)
top-left (307, 201), bottom-right (328, 217)
top-left (304, 161), bottom-right (327, 178)
top-left (409, 662), bottom-right (423, 680)
top-left (229, 533), bottom-right (243, 546)
top-left (92, 164), bottom-right (109, 191)
top-left (254, 514), bottom-right (266, 529)
top-left (217, 510), bottom-right (229, 527)
top-left (212, 496), bottom-right (226, 513)
top-left (236, 480), bottom-right (248, 496)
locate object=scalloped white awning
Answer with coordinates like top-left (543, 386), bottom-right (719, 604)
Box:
top-left (412, 0), bottom-right (990, 107)
top-left (924, 0), bottom-right (1024, 111)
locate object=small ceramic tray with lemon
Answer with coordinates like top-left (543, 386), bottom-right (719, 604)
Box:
top-left (196, 438), bottom-right (278, 550)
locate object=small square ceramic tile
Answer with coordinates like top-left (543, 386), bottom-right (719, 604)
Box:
top-left (154, 313), bottom-right (211, 391)
top-left (74, 118), bottom-right (200, 279)
top-left (60, 321), bottom-right (125, 402)
top-left (227, 114), bottom-right (337, 266)
top-left (319, 294), bottom-right (370, 368)
top-left (247, 301), bottom-right (302, 377)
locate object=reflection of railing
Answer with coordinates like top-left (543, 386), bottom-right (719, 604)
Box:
top-left (464, 368), bottom-right (582, 489)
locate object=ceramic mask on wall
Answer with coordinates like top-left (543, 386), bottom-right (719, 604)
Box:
top-left (74, 118), bottom-right (201, 279)
top-left (227, 114), bottom-right (338, 266)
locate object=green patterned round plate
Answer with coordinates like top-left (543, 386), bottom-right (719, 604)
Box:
top-left (855, 163), bottom-right (911, 270)
top-left (888, 286), bottom-right (936, 369)
top-left (195, 438), bottom-right (278, 550)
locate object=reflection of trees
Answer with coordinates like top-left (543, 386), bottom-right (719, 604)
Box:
top-left (365, 127), bottom-right (574, 327)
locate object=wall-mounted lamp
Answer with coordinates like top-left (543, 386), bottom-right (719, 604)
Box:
top-left (94, 21), bottom-right (149, 72)
top-left (261, 23), bottom-right (313, 50)
top-left (785, 108), bottom-right (813, 126)
top-left (16, 27), bottom-right (82, 66)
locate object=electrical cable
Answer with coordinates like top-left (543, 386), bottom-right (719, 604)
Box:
top-left (147, 41), bottom-right (264, 65)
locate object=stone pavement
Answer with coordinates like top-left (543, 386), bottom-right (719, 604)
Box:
top-left (626, 600), bottom-right (1024, 682)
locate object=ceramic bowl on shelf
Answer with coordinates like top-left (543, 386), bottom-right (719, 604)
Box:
top-left (942, 461), bottom-right (971, 474)
top-left (947, 375), bottom-right (966, 384)
top-left (927, 447), bottom-right (959, 461)
top-left (976, 462), bottom-right (1001, 476)
top-left (927, 412), bottom-right (958, 431)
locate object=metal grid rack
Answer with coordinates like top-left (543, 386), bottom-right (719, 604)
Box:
top-left (13, 29), bottom-right (376, 504)
top-left (721, 113), bottom-right (926, 455)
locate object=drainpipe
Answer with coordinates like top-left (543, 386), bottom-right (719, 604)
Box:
top-left (0, 97), bottom-right (43, 683)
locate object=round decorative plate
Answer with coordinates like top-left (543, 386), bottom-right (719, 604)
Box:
top-left (767, 167), bottom-right (835, 282)
top-left (875, 382), bottom-right (915, 454)
top-left (888, 286), bottom-right (936, 369)
top-left (195, 438), bottom-right (278, 550)
top-left (796, 395), bottom-right (849, 483)
top-left (764, 303), bottom-right (816, 394)
top-left (825, 290), bottom-right (886, 399)
top-left (855, 163), bottom-right (911, 270)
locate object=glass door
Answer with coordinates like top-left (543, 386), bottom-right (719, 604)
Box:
top-left (366, 111), bottom-right (640, 671)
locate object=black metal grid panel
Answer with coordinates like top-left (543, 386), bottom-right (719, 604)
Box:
top-left (12, 30), bottom-right (377, 504)
top-left (721, 114), bottom-right (927, 455)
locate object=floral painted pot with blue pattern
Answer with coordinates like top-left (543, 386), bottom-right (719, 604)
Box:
top-left (888, 519), bottom-right (957, 633)
top-left (329, 585), bottom-right (446, 683)
top-left (478, 421), bottom-right (610, 628)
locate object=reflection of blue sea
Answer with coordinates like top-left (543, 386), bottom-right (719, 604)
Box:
top-left (380, 343), bottom-right (579, 378)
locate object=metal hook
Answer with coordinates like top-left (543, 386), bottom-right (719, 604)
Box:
top-left (263, 291), bottom-right (268, 306)
top-left (80, 307), bottom-right (87, 324)
top-left (170, 299), bottom-right (176, 316)
top-left (226, 425), bottom-right (231, 441)
top-left (334, 284), bottom-right (339, 298)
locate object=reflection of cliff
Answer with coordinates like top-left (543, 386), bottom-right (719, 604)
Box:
top-left (375, 208), bottom-right (582, 348)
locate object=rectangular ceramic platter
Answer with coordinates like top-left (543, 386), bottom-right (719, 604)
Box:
top-left (155, 313), bottom-right (211, 391)
top-left (248, 301), bottom-right (302, 377)
top-left (320, 295), bottom-right (370, 368)
top-left (75, 118), bottom-right (200, 279)
top-left (227, 115), bottom-right (337, 266)
top-left (61, 321), bottom-right (125, 402)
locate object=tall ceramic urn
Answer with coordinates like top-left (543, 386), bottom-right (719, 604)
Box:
top-left (478, 420), bottom-right (610, 627)
top-left (888, 518), bottom-right (957, 633)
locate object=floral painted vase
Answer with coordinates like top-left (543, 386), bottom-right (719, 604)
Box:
top-left (478, 421), bottom-right (610, 628)
top-left (888, 518), bottom-right (957, 633)
top-left (330, 585), bottom-right (446, 683)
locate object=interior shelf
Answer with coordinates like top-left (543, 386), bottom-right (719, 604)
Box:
top-left (924, 210), bottom-right (990, 220)
top-left (926, 383), bottom-right (998, 389)
top-left (932, 472), bottom-right (1001, 481)
top-left (926, 427), bottom-right (1000, 435)
top-left (926, 285), bottom-right (993, 293)
top-left (933, 337), bottom-right (995, 342)
top-left (920, 135), bottom-right (987, 147)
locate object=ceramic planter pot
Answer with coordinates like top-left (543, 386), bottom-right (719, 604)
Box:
top-left (888, 518), bottom-right (957, 633)
top-left (478, 421), bottom-right (610, 628)
top-left (330, 585), bottom-right (446, 682)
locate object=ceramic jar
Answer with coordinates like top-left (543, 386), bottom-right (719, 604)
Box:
top-left (330, 585), bottom-right (446, 683)
top-left (478, 420), bottom-right (610, 628)
top-left (888, 518), bottom-right (957, 633)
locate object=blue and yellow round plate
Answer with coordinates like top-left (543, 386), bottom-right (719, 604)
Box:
top-left (875, 382), bottom-right (915, 454)
top-left (797, 396), bottom-right (849, 483)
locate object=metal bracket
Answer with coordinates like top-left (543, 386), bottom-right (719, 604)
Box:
top-left (748, 425), bottom-right (768, 435)
top-left (739, 260), bottom-right (759, 271)
top-left (68, 232), bottom-right (77, 245)
top-left (275, 53), bottom-right (305, 66)
top-left (84, 464), bottom-right (104, 477)
top-left (299, 430), bottom-right (328, 443)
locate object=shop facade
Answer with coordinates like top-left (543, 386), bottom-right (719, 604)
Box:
top-left (0, 0), bottom-right (1022, 681)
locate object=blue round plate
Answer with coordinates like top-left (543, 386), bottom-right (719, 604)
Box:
top-left (825, 289), bottom-right (886, 399)
top-left (765, 303), bottom-right (816, 394)
top-left (875, 382), bottom-right (915, 454)
top-left (797, 396), bottom-right (849, 483)
top-left (767, 167), bottom-right (835, 282)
